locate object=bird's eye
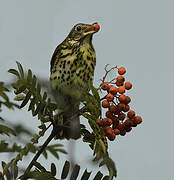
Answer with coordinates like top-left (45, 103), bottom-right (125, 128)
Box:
top-left (76, 26), bottom-right (82, 31)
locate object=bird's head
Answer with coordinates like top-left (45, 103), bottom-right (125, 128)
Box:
top-left (67, 23), bottom-right (100, 42)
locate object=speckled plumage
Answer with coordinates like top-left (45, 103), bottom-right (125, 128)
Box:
top-left (50, 23), bottom-right (99, 139)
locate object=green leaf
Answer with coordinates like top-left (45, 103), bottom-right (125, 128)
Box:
top-left (61, 161), bottom-right (70, 179)
top-left (2, 161), bottom-right (11, 180)
top-left (8, 69), bottom-right (20, 77)
top-left (20, 91), bottom-right (32, 108)
top-left (81, 169), bottom-right (91, 180)
top-left (13, 163), bottom-right (18, 179)
top-left (47, 147), bottom-right (59, 159)
top-left (0, 124), bottom-right (16, 136)
top-left (16, 61), bottom-right (24, 78)
top-left (27, 69), bottom-right (32, 82)
top-left (33, 161), bottom-right (46, 172)
top-left (14, 94), bottom-right (26, 101)
top-left (51, 163), bottom-right (56, 176)
top-left (70, 164), bottom-right (80, 180)
top-left (93, 171), bottom-right (103, 180)
top-left (102, 176), bottom-right (109, 180)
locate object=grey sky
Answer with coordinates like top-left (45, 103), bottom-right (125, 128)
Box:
top-left (0, 0), bottom-right (174, 179)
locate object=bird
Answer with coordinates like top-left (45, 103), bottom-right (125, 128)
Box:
top-left (50, 23), bottom-right (100, 139)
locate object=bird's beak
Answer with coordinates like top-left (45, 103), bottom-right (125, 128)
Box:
top-left (83, 23), bottom-right (100, 36)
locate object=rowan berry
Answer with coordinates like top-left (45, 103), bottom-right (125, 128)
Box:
top-left (118, 86), bottom-right (125, 94)
top-left (102, 100), bottom-right (110, 108)
top-left (106, 93), bottom-right (114, 101)
top-left (101, 82), bottom-right (110, 91)
top-left (116, 80), bottom-right (124, 87)
top-left (116, 75), bottom-right (125, 83)
top-left (118, 66), bottom-right (126, 75)
top-left (107, 132), bottom-right (116, 141)
top-left (127, 110), bottom-right (136, 119)
top-left (117, 103), bottom-right (125, 111)
top-left (96, 119), bottom-right (103, 126)
top-left (120, 129), bottom-right (126, 136)
top-left (125, 96), bottom-right (131, 104)
top-left (118, 113), bottom-right (126, 120)
top-left (105, 110), bottom-right (114, 119)
top-left (118, 94), bottom-right (126, 103)
top-left (109, 105), bottom-right (118, 113)
top-left (103, 118), bottom-right (112, 126)
top-left (134, 116), bottom-right (142, 124)
top-left (123, 104), bottom-right (130, 112)
top-left (113, 128), bottom-right (120, 135)
top-left (109, 86), bottom-right (118, 95)
top-left (104, 126), bottom-right (113, 135)
top-left (125, 81), bottom-right (132, 90)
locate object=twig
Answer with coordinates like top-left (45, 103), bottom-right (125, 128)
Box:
top-left (21, 128), bottom-right (57, 180)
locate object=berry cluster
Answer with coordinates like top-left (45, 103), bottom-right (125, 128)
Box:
top-left (97, 66), bottom-right (142, 141)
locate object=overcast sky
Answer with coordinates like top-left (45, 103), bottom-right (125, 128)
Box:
top-left (0, 0), bottom-right (174, 179)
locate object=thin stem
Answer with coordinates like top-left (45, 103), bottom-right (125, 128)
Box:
top-left (21, 129), bottom-right (56, 180)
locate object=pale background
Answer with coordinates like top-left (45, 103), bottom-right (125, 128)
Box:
top-left (0, 0), bottom-right (174, 179)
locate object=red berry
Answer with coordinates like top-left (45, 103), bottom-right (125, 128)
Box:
top-left (117, 103), bottom-right (125, 111)
top-left (107, 132), bottom-right (116, 141)
top-left (116, 80), bottom-right (124, 87)
top-left (109, 105), bottom-right (118, 113)
top-left (127, 110), bottom-right (136, 119)
top-left (102, 100), bottom-right (110, 108)
top-left (118, 86), bottom-right (125, 94)
top-left (0, 172), bottom-right (2, 178)
top-left (96, 119), bottom-right (103, 126)
top-left (106, 93), bottom-right (114, 101)
top-left (92, 23), bottom-right (100, 32)
top-left (125, 96), bottom-right (131, 104)
top-left (120, 129), bottom-right (126, 136)
top-left (101, 82), bottom-right (110, 91)
top-left (113, 128), bottom-right (120, 135)
top-left (116, 75), bottom-right (125, 83)
top-left (118, 94), bottom-right (126, 103)
top-left (123, 104), bottom-right (130, 112)
top-left (103, 118), bottom-right (112, 126)
top-left (134, 116), bottom-right (142, 124)
top-left (104, 126), bottom-right (113, 135)
top-left (105, 110), bottom-right (114, 119)
top-left (118, 66), bottom-right (126, 75)
top-left (118, 113), bottom-right (126, 120)
top-left (125, 81), bottom-right (132, 90)
top-left (109, 86), bottom-right (118, 95)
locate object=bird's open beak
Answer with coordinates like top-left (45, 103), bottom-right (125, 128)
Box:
top-left (83, 23), bottom-right (100, 36)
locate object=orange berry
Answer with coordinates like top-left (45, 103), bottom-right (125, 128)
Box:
top-left (104, 126), bottom-right (113, 135)
top-left (106, 93), bottom-right (114, 101)
top-left (118, 113), bottom-right (126, 120)
top-left (116, 75), bottom-right (125, 83)
top-left (120, 129), bottom-right (126, 136)
top-left (109, 105), bottom-right (118, 113)
top-left (109, 86), bottom-right (118, 95)
top-left (113, 128), bottom-right (120, 135)
top-left (116, 80), bottom-right (124, 87)
top-left (118, 94), bottom-right (126, 103)
top-left (127, 110), bottom-right (136, 119)
top-left (105, 110), bottom-right (114, 119)
top-left (134, 116), bottom-right (142, 124)
top-left (124, 126), bottom-right (132, 132)
top-left (123, 119), bottom-right (133, 127)
top-left (107, 132), bottom-right (116, 141)
top-left (125, 81), bottom-right (132, 90)
top-left (117, 123), bottom-right (124, 131)
top-left (123, 104), bottom-right (130, 112)
top-left (112, 119), bottom-right (119, 129)
top-left (118, 66), bottom-right (126, 75)
top-left (101, 82), bottom-right (110, 91)
top-left (117, 103), bottom-right (125, 111)
top-left (125, 96), bottom-right (131, 104)
top-left (118, 86), bottom-right (125, 94)
top-left (96, 119), bottom-right (103, 126)
top-left (102, 100), bottom-right (110, 108)
top-left (103, 118), bottom-right (112, 126)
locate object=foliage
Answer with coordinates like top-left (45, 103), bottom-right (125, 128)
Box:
top-left (0, 62), bottom-right (117, 180)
